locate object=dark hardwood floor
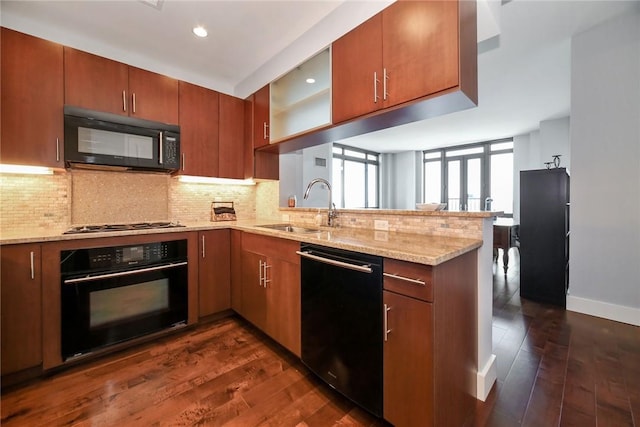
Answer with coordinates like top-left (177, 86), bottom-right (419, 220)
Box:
top-left (2, 249), bottom-right (638, 426)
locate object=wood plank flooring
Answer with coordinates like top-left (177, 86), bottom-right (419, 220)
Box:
top-left (2, 249), bottom-right (638, 426)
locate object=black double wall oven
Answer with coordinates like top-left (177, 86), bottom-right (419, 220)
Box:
top-left (60, 239), bottom-right (188, 360)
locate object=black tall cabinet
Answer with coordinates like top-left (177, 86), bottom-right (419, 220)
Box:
top-left (520, 168), bottom-right (570, 307)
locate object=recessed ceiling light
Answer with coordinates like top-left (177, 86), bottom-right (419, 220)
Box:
top-left (306, 78), bottom-right (316, 84)
top-left (193, 26), bottom-right (208, 38)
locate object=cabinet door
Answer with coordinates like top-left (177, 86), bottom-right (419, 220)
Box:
top-left (218, 94), bottom-right (245, 179)
top-left (240, 250), bottom-right (267, 331)
top-left (382, 0), bottom-right (460, 108)
top-left (198, 230), bottom-right (231, 318)
top-left (128, 66), bottom-right (179, 124)
top-left (266, 258), bottom-right (301, 357)
top-left (331, 13), bottom-right (383, 124)
top-left (383, 290), bottom-right (434, 427)
top-left (1, 244), bottom-right (42, 375)
top-left (179, 82), bottom-right (220, 177)
top-left (253, 85), bottom-right (270, 148)
top-left (1, 28), bottom-right (63, 168)
top-left (230, 230), bottom-right (243, 313)
top-left (64, 47), bottom-right (129, 116)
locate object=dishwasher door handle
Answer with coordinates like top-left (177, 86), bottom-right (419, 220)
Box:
top-left (296, 250), bottom-right (373, 273)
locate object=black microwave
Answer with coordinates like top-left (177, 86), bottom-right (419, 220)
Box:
top-left (64, 106), bottom-right (180, 172)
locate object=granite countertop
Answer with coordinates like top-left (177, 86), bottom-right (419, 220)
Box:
top-left (0, 219), bottom-right (482, 266)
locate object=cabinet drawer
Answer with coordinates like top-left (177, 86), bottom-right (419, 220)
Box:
top-left (242, 232), bottom-right (300, 264)
top-left (383, 258), bottom-right (432, 302)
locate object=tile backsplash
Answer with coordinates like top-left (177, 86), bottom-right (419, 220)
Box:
top-left (0, 172), bottom-right (70, 231)
top-left (0, 170), bottom-right (274, 233)
top-left (71, 170), bottom-right (169, 224)
top-left (1, 169), bottom-right (486, 241)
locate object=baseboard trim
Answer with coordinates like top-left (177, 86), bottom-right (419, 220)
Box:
top-left (567, 295), bottom-right (640, 326)
top-left (476, 353), bottom-right (497, 401)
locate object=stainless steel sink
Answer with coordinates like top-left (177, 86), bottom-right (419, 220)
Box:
top-left (257, 223), bottom-right (320, 234)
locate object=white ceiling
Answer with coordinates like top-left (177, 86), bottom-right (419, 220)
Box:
top-left (2, 0), bottom-right (638, 153)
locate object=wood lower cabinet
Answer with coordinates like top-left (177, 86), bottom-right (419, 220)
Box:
top-left (64, 47), bottom-right (178, 124)
top-left (383, 290), bottom-right (433, 426)
top-left (383, 252), bottom-right (477, 427)
top-left (1, 244), bottom-right (42, 378)
top-left (239, 233), bottom-right (300, 356)
top-left (332, 0), bottom-right (477, 125)
top-left (178, 82), bottom-right (220, 177)
top-left (198, 230), bottom-right (231, 318)
top-left (1, 28), bottom-right (64, 168)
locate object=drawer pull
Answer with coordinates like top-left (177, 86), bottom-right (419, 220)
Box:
top-left (383, 272), bottom-right (426, 287)
top-left (384, 303), bottom-right (392, 342)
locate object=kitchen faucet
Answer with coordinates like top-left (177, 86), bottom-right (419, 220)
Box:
top-left (303, 178), bottom-right (337, 227)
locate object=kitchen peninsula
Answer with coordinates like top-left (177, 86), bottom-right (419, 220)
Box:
top-left (1, 208), bottom-right (496, 426)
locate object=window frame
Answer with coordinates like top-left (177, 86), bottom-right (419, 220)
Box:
top-left (333, 143), bottom-right (380, 208)
top-left (423, 138), bottom-right (513, 215)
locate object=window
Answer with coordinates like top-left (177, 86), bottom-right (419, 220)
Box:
top-left (423, 139), bottom-right (513, 214)
top-left (332, 144), bottom-right (380, 208)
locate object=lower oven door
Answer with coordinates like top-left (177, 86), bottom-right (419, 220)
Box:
top-left (61, 261), bottom-right (188, 360)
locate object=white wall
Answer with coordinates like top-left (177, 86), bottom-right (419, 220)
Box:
top-left (388, 151), bottom-right (423, 210)
top-left (279, 143), bottom-right (333, 208)
top-left (568, 9), bottom-right (640, 325)
top-left (513, 117), bottom-right (570, 222)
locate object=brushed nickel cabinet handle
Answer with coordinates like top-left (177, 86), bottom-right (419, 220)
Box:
top-left (30, 251), bottom-right (35, 280)
top-left (158, 131), bottom-right (164, 165)
top-left (263, 122), bottom-right (269, 140)
top-left (384, 303), bottom-right (391, 342)
top-left (263, 263), bottom-right (271, 287)
top-left (383, 272), bottom-right (426, 287)
top-left (132, 92), bottom-right (136, 113)
top-left (259, 260), bottom-right (264, 287)
top-left (373, 71), bottom-right (379, 103)
top-left (122, 90), bottom-right (127, 112)
top-left (181, 153), bottom-right (185, 171)
top-left (383, 68), bottom-right (388, 101)
top-left (56, 138), bottom-right (60, 162)
top-left (201, 235), bottom-right (205, 258)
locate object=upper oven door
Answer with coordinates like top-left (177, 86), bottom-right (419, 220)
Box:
top-left (63, 106), bottom-right (180, 172)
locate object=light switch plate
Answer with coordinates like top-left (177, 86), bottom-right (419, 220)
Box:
top-left (374, 220), bottom-right (389, 231)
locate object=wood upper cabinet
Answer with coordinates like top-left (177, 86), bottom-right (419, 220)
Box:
top-left (332, 13), bottom-right (383, 124)
top-left (332, 0), bottom-right (475, 124)
top-left (1, 244), bottom-right (43, 376)
top-left (198, 230), bottom-right (231, 318)
top-left (64, 47), bottom-right (178, 124)
top-left (253, 85), bottom-right (270, 148)
top-left (240, 233), bottom-right (301, 356)
top-left (178, 81), bottom-right (220, 177)
top-left (246, 85), bottom-right (279, 180)
top-left (218, 93), bottom-right (245, 179)
top-left (128, 67), bottom-right (179, 124)
top-left (1, 28), bottom-right (64, 168)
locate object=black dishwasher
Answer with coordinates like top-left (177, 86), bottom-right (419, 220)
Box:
top-left (298, 243), bottom-right (383, 417)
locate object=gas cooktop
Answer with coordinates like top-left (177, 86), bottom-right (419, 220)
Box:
top-left (63, 221), bottom-right (185, 234)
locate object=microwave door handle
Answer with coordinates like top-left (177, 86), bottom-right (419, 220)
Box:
top-left (158, 131), bottom-right (163, 165)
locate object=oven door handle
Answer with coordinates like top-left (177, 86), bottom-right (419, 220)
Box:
top-left (63, 261), bottom-right (188, 284)
top-left (296, 250), bottom-right (372, 273)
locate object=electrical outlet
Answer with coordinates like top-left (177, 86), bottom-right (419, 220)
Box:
top-left (374, 220), bottom-right (389, 231)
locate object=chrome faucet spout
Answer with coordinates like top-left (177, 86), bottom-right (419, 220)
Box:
top-left (303, 178), bottom-right (337, 227)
